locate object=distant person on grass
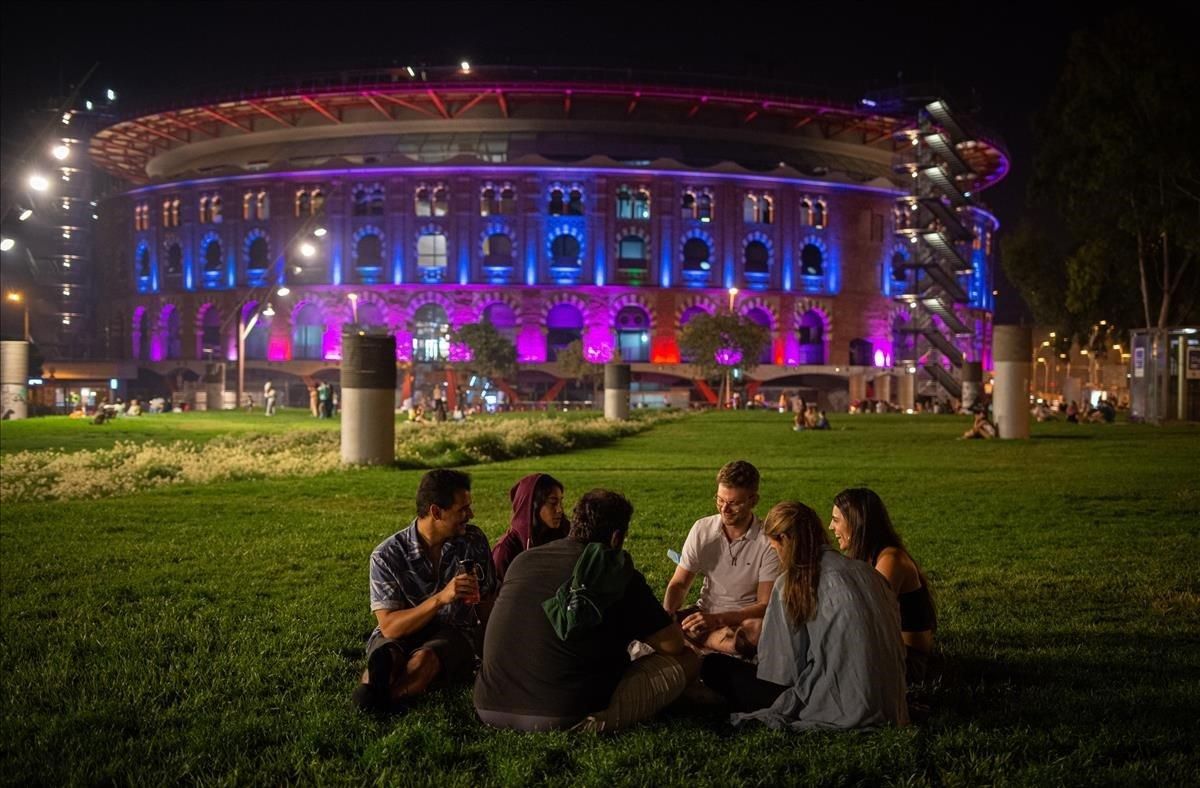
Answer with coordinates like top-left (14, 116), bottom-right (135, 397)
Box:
top-left (830, 488), bottom-right (936, 684)
top-left (703, 501), bottom-right (908, 729)
top-left (491, 473), bottom-right (568, 584)
top-left (353, 469), bottom-right (497, 713)
top-left (474, 490), bottom-right (698, 732)
top-left (662, 461), bottom-right (779, 656)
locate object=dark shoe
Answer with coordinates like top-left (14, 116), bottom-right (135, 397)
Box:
top-left (354, 643), bottom-right (407, 713)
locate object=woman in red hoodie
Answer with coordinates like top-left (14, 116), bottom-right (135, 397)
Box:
top-left (491, 473), bottom-right (567, 583)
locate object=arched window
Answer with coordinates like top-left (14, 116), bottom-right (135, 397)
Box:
top-left (368, 186), bottom-right (384, 216)
top-left (256, 191), bottom-right (270, 220)
top-left (743, 195), bottom-right (758, 224)
top-left (164, 307), bottom-right (182, 359)
top-left (415, 187), bottom-right (432, 217)
top-left (615, 305), bottom-right (651, 363)
top-left (245, 306), bottom-right (270, 360)
top-left (137, 247), bottom-right (151, 279)
top-left (353, 186), bottom-right (370, 216)
top-left (799, 199), bottom-right (813, 227)
top-left (551, 234), bottom-right (580, 267)
top-left (484, 233), bottom-right (513, 266)
top-left (432, 187), bottom-right (449, 217)
top-left (163, 199), bottom-right (172, 227)
top-left (745, 308), bottom-right (773, 363)
top-left (797, 310), bottom-right (825, 364)
top-left (204, 240), bottom-right (223, 273)
top-left (697, 193), bottom-right (713, 222)
top-left (483, 302), bottom-right (517, 344)
top-left (616, 186), bottom-right (633, 219)
top-left (546, 303), bottom-right (583, 362)
top-left (165, 243), bottom-right (183, 277)
top-left (292, 304), bottom-right (324, 360)
top-left (548, 188), bottom-right (565, 215)
top-left (412, 303), bottom-right (449, 362)
top-left (681, 191), bottom-right (696, 220)
top-left (200, 307), bottom-right (222, 358)
top-left (247, 237), bottom-right (269, 271)
top-left (761, 196), bottom-right (773, 224)
top-left (813, 200), bottom-right (826, 229)
top-left (171, 199), bottom-right (181, 227)
top-left (417, 233), bottom-right (448, 268)
top-left (136, 310), bottom-right (152, 360)
top-left (210, 195), bottom-right (222, 223)
top-left (499, 186), bottom-right (517, 215)
top-left (848, 338), bottom-right (874, 367)
top-left (310, 189), bottom-right (324, 214)
top-left (243, 192), bottom-right (254, 221)
top-left (199, 196), bottom-right (210, 224)
top-left (618, 236), bottom-right (646, 270)
top-left (800, 244), bottom-right (823, 276)
top-left (891, 252), bottom-right (908, 282)
top-left (354, 301), bottom-right (384, 329)
top-left (683, 238), bottom-right (711, 271)
top-left (355, 233), bottom-right (383, 279)
top-left (567, 189), bottom-right (584, 216)
top-left (295, 190), bottom-right (310, 218)
top-left (745, 241), bottom-right (769, 274)
top-left (633, 188), bottom-right (651, 220)
top-left (480, 187), bottom-right (498, 217)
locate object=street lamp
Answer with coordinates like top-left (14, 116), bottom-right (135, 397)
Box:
top-left (723, 287), bottom-right (739, 408)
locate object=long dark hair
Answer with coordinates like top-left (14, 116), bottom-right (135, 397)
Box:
top-left (763, 501), bottom-right (829, 627)
top-left (833, 488), bottom-right (906, 565)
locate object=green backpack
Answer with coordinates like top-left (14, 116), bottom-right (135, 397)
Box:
top-left (542, 543), bottom-right (635, 640)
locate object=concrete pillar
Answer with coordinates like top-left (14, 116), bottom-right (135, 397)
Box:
top-left (898, 369), bottom-right (915, 411)
top-left (0, 341), bottom-right (29, 420)
top-left (604, 363), bottom-right (630, 421)
top-left (341, 330), bottom-right (396, 465)
top-left (875, 374), bottom-right (894, 405)
top-left (962, 361), bottom-right (983, 412)
top-left (848, 372), bottom-right (866, 404)
top-left (993, 325), bottom-right (1031, 439)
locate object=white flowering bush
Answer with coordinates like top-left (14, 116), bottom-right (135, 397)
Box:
top-left (0, 412), bottom-right (682, 503)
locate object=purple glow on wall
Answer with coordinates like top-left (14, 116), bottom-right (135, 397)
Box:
top-left (874, 349), bottom-right (886, 367)
top-left (448, 342), bottom-right (472, 362)
top-left (584, 342), bottom-right (613, 364)
top-left (268, 336), bottom-right (289, 362)
top-left (321, 330), bottom-right (340, 361)
top-left (517, 324), bottom-right (546, 363)
top-left (714, 347), bottom-right (742, 366)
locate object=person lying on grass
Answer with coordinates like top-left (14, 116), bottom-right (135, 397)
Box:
top-left (830, 487), bottom-right (937, 684)
top-left (353, 469), bottom-right (497, 713)
top-left (662, 460), bottom-right (779, 656)
top-left (703, 501), bottom-right (909, 729)
top-left (474, 489), bottom-right (699, 732)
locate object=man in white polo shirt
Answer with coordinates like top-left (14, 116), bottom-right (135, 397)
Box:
top-left (662, 460), bottom-right (780, 655)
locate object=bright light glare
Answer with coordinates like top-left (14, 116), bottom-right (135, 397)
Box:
top-left (313, 227), bottom-right (327, 237)
top-left (0, 238), bottom-right (15, 252)
top-left (19, 209), bottom-right (33, 221)
top-left (276, 287), bottom-right (290, 297)
top-left (28, 174), bottom-right (49, 192)
top-left (299, 242), bottom-right (316, 258)
top-left (52, 144), bottom-right (70, 160)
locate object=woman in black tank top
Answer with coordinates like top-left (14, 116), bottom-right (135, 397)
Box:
top-left (829, 488), bottom-right (936, 684)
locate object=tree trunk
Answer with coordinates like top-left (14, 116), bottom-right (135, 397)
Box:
top-left (1136, 228), bottom-right (1152, 329)
top-left (1157, 229), bottom-right (1170, 329)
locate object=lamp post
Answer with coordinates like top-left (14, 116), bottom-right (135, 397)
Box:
top-left (724, 287), bottom-right (738, 408)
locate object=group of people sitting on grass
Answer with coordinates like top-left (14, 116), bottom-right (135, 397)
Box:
top-left (354, 461), bottom-right (935, 733)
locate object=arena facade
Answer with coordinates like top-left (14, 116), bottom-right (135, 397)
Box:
top-left (88, 67), bottom-right (1007, 409)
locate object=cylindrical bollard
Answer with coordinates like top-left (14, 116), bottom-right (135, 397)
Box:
top-left (961, 361), bottom-right (984, 412)
top-left (993, 325), bottom-right (1032, 439)
top-left (341, 330), bottom-right (397, 465)
top-left (898, 369), bottom-right (916, 412)
top-left (604, 363), bottom-right (630, 421)
top-left (1, 340), bottom-right (30, 420)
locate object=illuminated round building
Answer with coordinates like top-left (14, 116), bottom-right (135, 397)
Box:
top-left (89, 68), bottom-right (1007, 408)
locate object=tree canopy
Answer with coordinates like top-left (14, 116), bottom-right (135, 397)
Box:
top-left (677, 312), bottom-right (770, 379)
top-left (448, 320), bottom-right (516, 379)
top-left (1003, 13), bottom-right (1199, 339)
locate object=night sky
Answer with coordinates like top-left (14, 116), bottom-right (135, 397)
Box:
top-left (1, 1), bottom-right (1174, 322)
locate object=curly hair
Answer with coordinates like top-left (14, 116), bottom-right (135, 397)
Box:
top-left (567, 489), bottom-right (633, 545)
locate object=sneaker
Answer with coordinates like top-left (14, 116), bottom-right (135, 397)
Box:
top-left (353, 643), bottom-right (407, 713)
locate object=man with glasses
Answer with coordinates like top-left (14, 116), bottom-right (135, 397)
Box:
top-left (663, 460), bottom-right (779, 655)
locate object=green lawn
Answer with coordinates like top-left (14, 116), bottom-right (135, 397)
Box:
top-left (1, 412), bottom-right (1198, 785)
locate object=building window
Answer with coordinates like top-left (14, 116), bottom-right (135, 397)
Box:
top-left (483, 233), bottom-right (513, 266)
top-left (136, 247), bottom-right (151, 279)
top-left (499, 186), bottom-right (517, 215)
top-left (415, 186), bottom-right (432, 217)
top-left (295, 189), bottom-right (311, 218)
top-left (546, 303), bottom-right (583, 362)
top-left (567, 188), bottom-right (583, 216)
top-left (311, 188), bottom-right (325, 215)
top-left (245, 306), bottom-right (270, 360)
top-left (615, 306), bottom-right (651, 363)
top-left (135, 204), bottom-right (149, 231)
top-left (417, 233), bottom-right (448, 268)
top-left (797, 310), bottom-right (825, 364)
top-left (892, 252), bottom-right (908, 282)
top-left (162, 198), bottom-right (180, 228)
top-left (480, 186), bottom-right (498, 217)
top-left (412, 303), bottom-right (449, 362)
top-left (355, 233), bottom-right (383, 280)
top-left (813, 200), bottom-right (827, 229)
top-left (550, 234), bottom-right (581, 267)
top-left (165, 243), bottom-right (183, 278)
top-left (548, 188), bottom-right (565, 215)
top-left (745, 194), bottom-right (775, 224)
top-left (744, 241), bottom-right (770, 275)
top-left (256, 190), bottom-right (270, 220)
top-left (292, 304), bottom-right (324, 360)
top-left (683, 238), bottom-right (711, 271)
top-left (633, 188), bottom-right (650, 220)
top-left (432, 187), bottom-right (449, 217)
top-left (204, 240), bottom-right (223, 274)
top-left (354, 184), bottom-right (384, 217)
top-left (164, 307), bottom-right (182, 359)
top-left (247, 237), bottom-right (269, 270)
top-left (618, 236), bottom-right (647, 270)
top-left (743, 195), bottom-right (758, 224)
top-left (617, 185), bottom-right (651, 220)
top-left (799, 198), bottom-right (813, 227)
top-left (200, 307), bottom-right (221, 359)
top-left (697, 193), bottom-right (713, 222)
top-left (800, 243), bottom-right (823, 276)
top-left (243, 192), bottom-right (253, 221)
top-left (199, 195), bottom-right (210, 224)
top-left (681, 191), bottom-right (696, 220)
top-left (616, 186), bottom-right (634, 219)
